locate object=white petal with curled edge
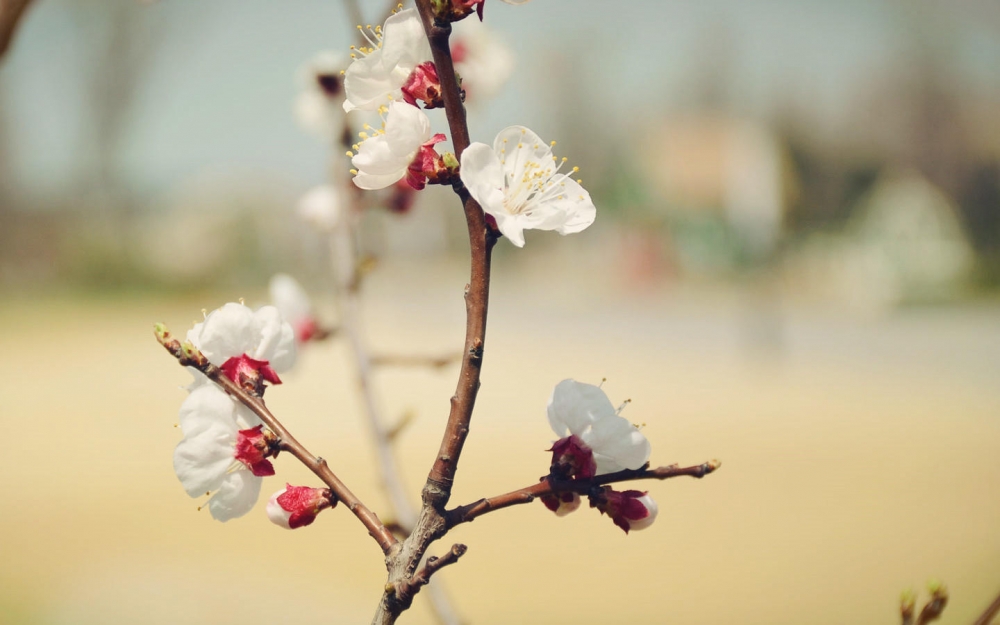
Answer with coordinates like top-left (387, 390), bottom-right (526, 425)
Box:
top-left (379, 9), bottom-right (431, 70)
top-left (343, 53), bottom-right (399, 113)
top-left (207, 471), bottom-right (263, 522)
top-left (543, 176), bottom-right (596, 235)
top-left (492, 212), bottom-right (526, 248)
top-left (546, 379), bottom-right (617, 438)
top-left (585, 415), bottom-right (651, 474)
top-left (460, 142), bottom-right (505, 215)
top-left (252, 306), bottom-right (297, 372)
top-left (173, 421), bottom-right (238, 498)
top-left (195, 303), bottom-right (257, 366)
top-left (178, 383), bottom-right (236, 435)
top-left (628, 494), bottom-right (658, 531)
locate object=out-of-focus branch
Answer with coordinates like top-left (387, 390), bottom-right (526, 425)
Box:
top-left (154, 324), bottom-right (397, 554)
top-left (447, 460), bottom-right (722, 527)
top-left (371, 352), bottom-right (462, 369)
top-left (973, 590), bottom-right (1000, 625)
top-left (0, 0), bottom-right (33, 62)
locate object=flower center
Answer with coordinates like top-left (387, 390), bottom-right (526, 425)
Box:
top-left (498, 131), bottom-right (582, 217)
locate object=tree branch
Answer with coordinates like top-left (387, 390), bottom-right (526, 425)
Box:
top-left (447, 460), bottom-right (722, 527)
top-left (154, 325), bottom-right (397, 554)
top-left (973, 590), bottom-right (1000, 625)
top-left (414, 0), bottom-right (496, 513)
top-left (389, 544), bottom-right (468, 609)
top-left (0, 0), bottom-right (33, 62)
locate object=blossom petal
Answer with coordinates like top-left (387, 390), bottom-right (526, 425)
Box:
top-left (546, 379), bottom-right (616, 437)
top-left (354, 169), bottom-right (408, 190)
top-left (252, 306), bottom-right (297, 372)
top-left (353, 135), bottom-right (407, 176)
top-left (491, 211), bottom-right (526, 247)
top-left (343, 54), bottom-right (402, 113)
top-left (492, 126), bottom-right (552, 180)
top-left (379, 9), bottom-right (431, 69)
top-left (194, 303), bottom-right (258, 366)
top-left (173, 421), bottom-right (238, 498)
top-left (460, 142), bottom-right (505, 215)
top-left (385, 101), bottom-right (431, 156)
top-left (207, 471), bottom-right (262, 522)
top-left (178, 383), bottom-right (237, 435)
top-left (540, 175), bottom-right (597, 234)
top-left (584, 415), bottom-right (651, 474)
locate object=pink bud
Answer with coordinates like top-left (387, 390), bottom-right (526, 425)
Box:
top-left (591, 488), bottom-right (658, 534)
top-left (549, 435), bottom-right (597, 480)
top-left (401, 62), bottom-right (444, 109)
top-left (233, 425), bottom-right (276, 477)
top-left (294, 318), bottom-right (319, 343)
top-left (267, 484), bottom-right (334, 529)
top-left (541, 491), bottom-right (581, 517)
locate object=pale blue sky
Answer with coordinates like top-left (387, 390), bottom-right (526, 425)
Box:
top-left (2, 0), bottom-right (998, 206)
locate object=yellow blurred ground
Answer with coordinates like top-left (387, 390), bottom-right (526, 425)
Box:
top-left (2, 257), bottom-right (999, 624)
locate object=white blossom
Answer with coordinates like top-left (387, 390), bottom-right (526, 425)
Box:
top-left (342, 9), bottom-right (432, 113)
top-left (460, 126), bottom-right (596, 247)
top-left (187, 302), bottom-right (297, 374)
top-left (172, 383), bottom-right (271, 521)
top-left (297, 184), bottom-right (343, 232)
top-left (351, 101), bottom-right (444, 190)
top-left (547, 379), bottom-right (650, 475)
top-left (269, 274), bottom-right (319, 343)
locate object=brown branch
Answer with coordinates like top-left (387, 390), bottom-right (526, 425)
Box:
top-left (371, 5), bottom-right (494, 623)
top-left (389, 544), bottom-right (468, 608)
top-left (448, 461), bottom-right (722, 527)
top-left (414, 0), bottom-right (496, 513)
top-left (0, 0), bottom-right (33, 62)
top-left (154, 325), bottom-right (397, 554)
top-left (370, 352), bottom-right (462, 369)
top-left (974, 590), bottom-right (1000, 625)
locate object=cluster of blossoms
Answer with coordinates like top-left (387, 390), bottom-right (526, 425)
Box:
top-left (340, 6), bottom-right (595, 247)
top-left (171, 302), bottom-right (331, 528)
top-left (171, 0), bottom-right (665, 542)
top-left (541, 380), bottom-right (658, 533)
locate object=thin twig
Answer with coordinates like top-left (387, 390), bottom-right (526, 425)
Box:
top-left (0, 0), bottom-right (33, 62)
top-left (390, 544), bottom-right (468, 608)
top-left (447, 460), bottom-right (722, 527)
top-left (974, 590), bottom-right (1000, 625)
top-left (154, 326), bottom-right (397, 554)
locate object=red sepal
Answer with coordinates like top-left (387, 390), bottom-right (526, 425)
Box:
top-left (221, 354), bottom-right (282, 386)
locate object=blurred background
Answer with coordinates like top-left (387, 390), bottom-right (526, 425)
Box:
top-left (1, 0), bottom-right (999, 623)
